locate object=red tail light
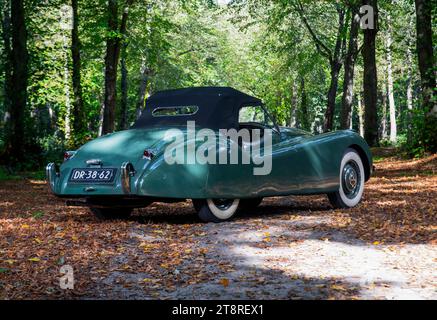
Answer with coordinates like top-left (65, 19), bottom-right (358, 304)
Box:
top-left (64, 151), bottom-right (74, 162)
top-left (143, 149), bottom-right (154, 160)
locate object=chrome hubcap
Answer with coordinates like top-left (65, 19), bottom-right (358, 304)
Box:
top-left (342, 161), bottom-right (361, 199)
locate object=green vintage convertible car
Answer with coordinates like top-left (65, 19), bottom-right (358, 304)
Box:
top-left (47, 87), bottom-right (373, 222)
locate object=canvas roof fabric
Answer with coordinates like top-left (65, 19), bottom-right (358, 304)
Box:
top-left (132, 87), bottom-right (262, 130)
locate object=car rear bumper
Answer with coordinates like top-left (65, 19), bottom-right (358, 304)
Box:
top-left (46, 163), bottom-right (59, 194)
top-left (46, 161), bottom-right (137, 196)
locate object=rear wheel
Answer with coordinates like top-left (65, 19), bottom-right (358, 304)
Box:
top-left (90, 207), bottom-right (133, 220)
top-left (328, 148), bottom-right (365, 209)
top-left (192, 198), bottom-right (240, 223)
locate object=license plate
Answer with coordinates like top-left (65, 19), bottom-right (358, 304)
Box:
top-left (69, 168), bottom-right (116, 183)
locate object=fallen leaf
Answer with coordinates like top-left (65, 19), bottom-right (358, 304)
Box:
top-left (220, 278), bottom-right (229, 287)
top-left (28, 257), bottom-right (41, 262)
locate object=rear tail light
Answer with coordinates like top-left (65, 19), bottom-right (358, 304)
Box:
top-left (143, 149), bottom-right (154, 160)
top-left (63, 151), bottom-right (75, 162)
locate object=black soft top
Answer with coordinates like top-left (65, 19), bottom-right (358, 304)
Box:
top-left (131, 87), bottom-right (262, 130)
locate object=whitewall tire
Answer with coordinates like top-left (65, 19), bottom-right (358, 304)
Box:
top-left (192, 199), bottom-right (240, 223)
top-left (328, 148), bottom-right (365, 209)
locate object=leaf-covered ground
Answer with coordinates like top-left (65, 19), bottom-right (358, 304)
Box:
top-left (0, 152), bottom-right (436, 299)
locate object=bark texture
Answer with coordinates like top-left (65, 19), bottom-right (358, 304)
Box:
top-left (4, 0), bottom-right (28, 163)
top-left (340, 7), bottom-right (360, 129)
top-left (362, 0), bottom-right (379, 146)
top-left (71, 0), bottom-right (85, 137)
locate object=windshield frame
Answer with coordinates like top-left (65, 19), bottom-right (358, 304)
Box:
top-left (238, 103), bottom-right (281, 135)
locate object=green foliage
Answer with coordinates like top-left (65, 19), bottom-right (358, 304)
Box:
top-left (400, 109), bottom-right (437, 158)
top-left (0, 166), bottom-right (13, 180)
top-left (32, 210), bottom-right (45, 219)
top-left (38, 134), bottom-right (65, 164)
top-left (0, 0), bottom-right (435, 171)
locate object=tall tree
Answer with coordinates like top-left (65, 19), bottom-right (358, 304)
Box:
top-left (385, 13), bottom-right (397, 143)
top-left (1, 0), bottom-right (12, 125)
top-left (362, 0), bottom-right (379, 146)
top-left (380, 85), bottom-right (388, 139)
top-left (295, 0), bottom-right (347, 132)
top-left (298, 77), bottom-right (310, 131)
top-left (406, 45), bottom-right (414, 144)
top-left (71, 0), bottom-right (85, 138)
top-left (4, 0), bottom-right (28, 163)
top-left (118, 42), bottom-right (128, 130)
top-left (340, 4), bottom-right (360, 129)
top-left (61, 20), bottom-right (71, 140)
top-left (357, 92), bottom-right (365, 137)
top-left (136, 65), bottom-right (153, 119)
top-left (102, 0), bottom-right (132, 135)
top-left (414, 0), bottom-right (436, 152)
top-left (289, 79), bottom-right (297, 127)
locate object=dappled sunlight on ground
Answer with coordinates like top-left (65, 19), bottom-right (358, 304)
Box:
top-left (0, 154), bottom-right (435, 299)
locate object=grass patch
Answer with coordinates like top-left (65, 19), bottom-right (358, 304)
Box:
top-left (0, 167), bottom-right (20, 181)
top-left (0, 167), bottom-right (45, 181)
top-left (32, 211), bottom-right (45, 219)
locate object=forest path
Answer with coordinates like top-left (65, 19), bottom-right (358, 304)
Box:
top-left (0, 154), bottom-right (436, 299)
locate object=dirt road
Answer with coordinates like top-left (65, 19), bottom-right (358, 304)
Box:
top-left (1, 154), bottom-right (436, 299)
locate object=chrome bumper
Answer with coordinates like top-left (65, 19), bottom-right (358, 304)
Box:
top-left (46, 162), bottom-right (136, 195)
top-left (121, 162), bottom-right (136, 194)
top-left (46, 163), bottom-right (59, 194)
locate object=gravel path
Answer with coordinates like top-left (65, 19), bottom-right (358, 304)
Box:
top-left (1, 155), bottom-right (435, 300)
top-left (93, 196), bottom-right (436, 300)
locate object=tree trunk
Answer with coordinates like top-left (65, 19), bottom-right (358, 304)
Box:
top-left (102, 0), bottom-right (131, 135)
top-left (381, 86), bottom-right (387, 139)
top-left (323, 8), bottom-right (346, 132)
top-left (386, 15), bottom-right (397, 143)
top-left (289, 79), bottom-right (297, 127)
top-left (61, 30), bottom-right (71, 140)
top-left (406, 46), bottom-right (414, 144)
top-left (298, 77), bottom-right (310, 131)
top-left (4, 0), bottom-right (28, 163)
top-left (1, 0), bottom-right (12, 128)
top-left (414, 0), bottom-right (436, 152)
top-left (406, 47), bottom-right (414, 113)
top-left (362, 0), bottom-right (379, 146)
top-left (324, 63), bottom-right (341, 131)
top-left (136, 66), bottom-right (152, 119)
top-left (71, 0), bottom-right (84, 137)
top-left (295, 2), bottom-right (346, 132)
top-left (119, 43), bottom-right (128, 130)
top-left (340, 8), bottom-right (360, 129)
top-left (102, 0), bottom-right (118, 135)
top-left (357, 93), bottom-right (365, 137)
top-left (414, 0), bottom-right (436, 114)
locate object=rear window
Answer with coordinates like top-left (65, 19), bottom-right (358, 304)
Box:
top-left (152, 106), bottom-right (198, 117)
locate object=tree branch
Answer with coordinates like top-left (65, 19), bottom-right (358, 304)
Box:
top-left (295, 0), bottom-right (332, 61)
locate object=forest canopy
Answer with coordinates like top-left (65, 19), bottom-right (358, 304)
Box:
top-left (0, 0), bottom-right (435, 170)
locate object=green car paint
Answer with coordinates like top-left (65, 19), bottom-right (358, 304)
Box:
top-left (47, 126), bottom-right (372, 200)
